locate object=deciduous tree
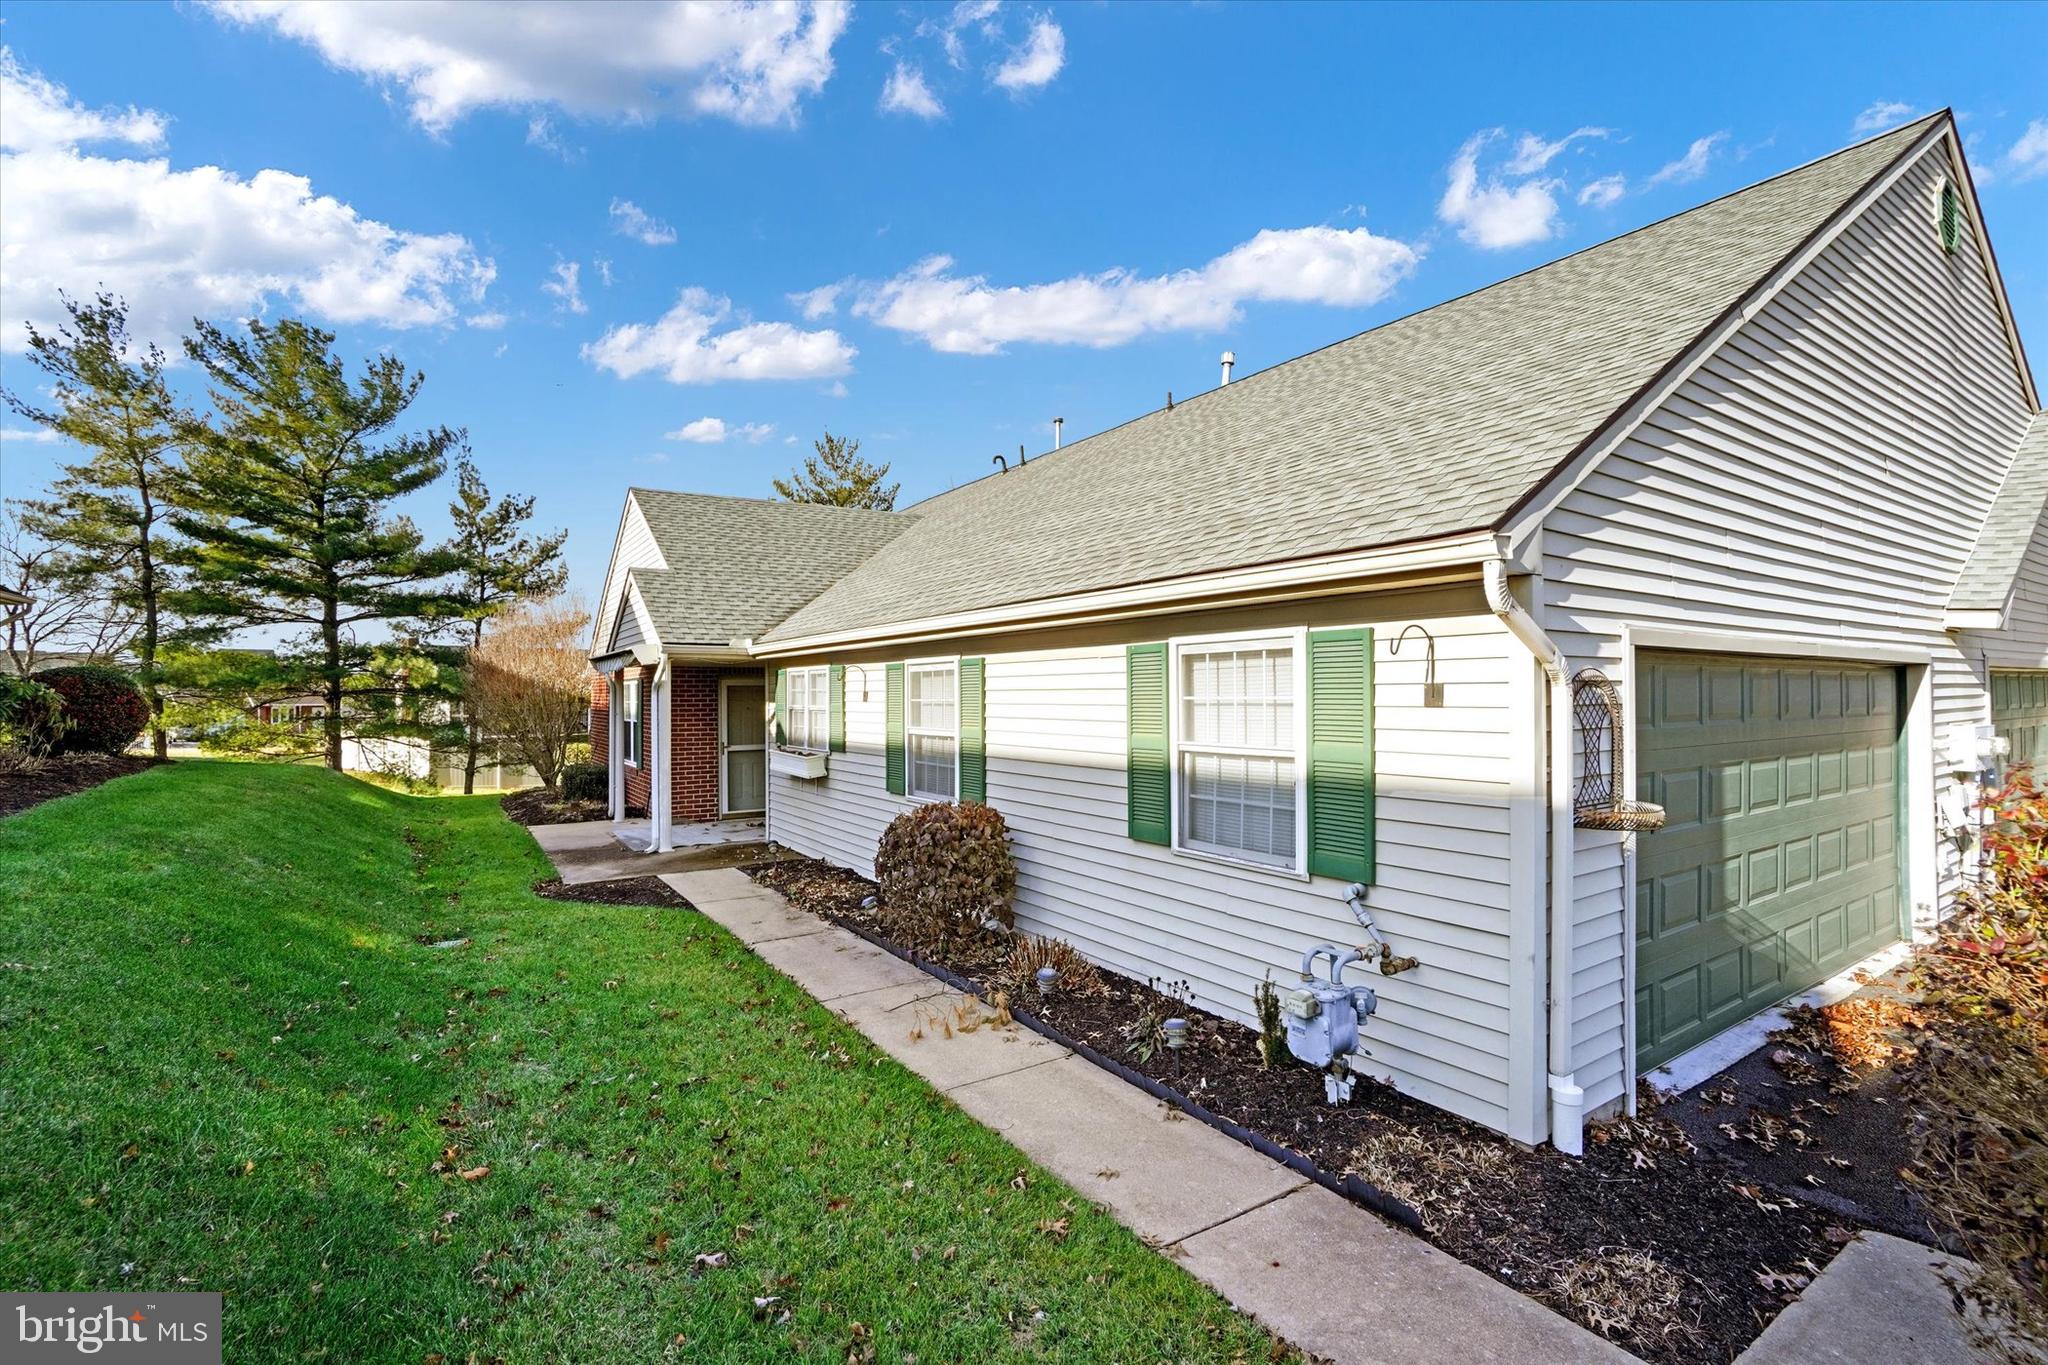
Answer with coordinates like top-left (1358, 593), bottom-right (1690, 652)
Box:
top-left (466, 596), bottom-right (590, 794)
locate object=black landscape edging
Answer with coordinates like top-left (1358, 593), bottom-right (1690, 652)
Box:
top-left (807, 904), bottom-right (1427, 1235)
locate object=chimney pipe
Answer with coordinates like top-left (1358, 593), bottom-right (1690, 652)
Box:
top-left (1052, 416), bottom-right (1064, 449)
top-left (1220, 350), bottom-right (1236, 386)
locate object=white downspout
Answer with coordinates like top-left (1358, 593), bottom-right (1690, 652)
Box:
top-left (1485, 558), bottom-right (1585, 1157)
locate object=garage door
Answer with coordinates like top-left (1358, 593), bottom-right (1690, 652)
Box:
top-left (1635, 652), bottom-right (1904, 1072)
top-left (1991, 670), bottom-right (2048, 770)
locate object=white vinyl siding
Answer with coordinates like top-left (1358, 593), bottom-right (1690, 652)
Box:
top-left (907, 661), bottom-right (958, 801)
top-left (1174, 636), bottom-right (1303, 870)
top-left (594, 498), bottom-right (665, 657)
top-left (1535, 141), bottom-right (2036, 1117)
top-left (784, 667), bottom-right (829, 750)
top-left (766, 592), bottom-right (1531, 1138)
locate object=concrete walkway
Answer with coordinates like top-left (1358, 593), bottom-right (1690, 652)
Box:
top-left (662, 867), bottom-right (1637, 1365)
top-left (528, 819), bottom-right (792, 884)
top-left (1735, 1232), bottom-right (1995, 1364)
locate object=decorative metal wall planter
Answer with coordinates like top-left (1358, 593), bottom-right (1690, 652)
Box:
top-left (1571, 669), bottom-right (1667, 833)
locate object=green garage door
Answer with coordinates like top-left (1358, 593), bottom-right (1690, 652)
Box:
top-left (1991, 670), bottom-right (2048, 770)
top-left (1635, 652), bottom-right (1904, 1072)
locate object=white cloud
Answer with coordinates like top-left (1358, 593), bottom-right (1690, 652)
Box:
top-left (594, 256), bottom-right (616, 288)
top-left (541, 259), bottom-right (586, 314)
top-left (823, 379), bottom-right (848, 398)
top-left (1649, 132), bottom-right (1727, 186)
top-left (880, 62), bottom-right (944, 119)
top-left (609, 198), bottom-right (677, 246)
top-left (668, 416), bottom-right (729, 443)
top-left (851, 224), bottom-right (1418, 355)
top-left (466, 311), bottom-right (509, 329)
top-left (1853, 100), bottom-right (1917, 135)
top-left (991, 16), bottom-right (1064, 92)
top-left (788, 281), bottom-right (845, 319)
top-left (204, 0), bottom-right (850, 132)
top-left (0, 48), bottom-right (166, 152)
top-left (667, 416), bottom-right (775, 443)
top-left (524, 113), bottom-right (580, 161)
top-left (0, 49), bottom-right (495, 353)
top-left (1438, 131), bottom-right (1563, 249)
top-left (583, 287), bottom-right (856, 383)
top-left (2006, 119), bottom-right (2048, 183)
top-left (1, 426), bottom-right (60, 444)
top-left (926, 0), bottom-right (1002, 69)
top-left (1577, 173), bottom-right (1626, 208)
top-left (1504, 126), bottom-right (1608, 175)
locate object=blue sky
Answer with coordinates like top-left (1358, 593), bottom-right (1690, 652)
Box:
top-left (2, 1), bottom-right (2044, 606)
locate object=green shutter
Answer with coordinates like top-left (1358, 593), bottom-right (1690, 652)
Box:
top-left (1307, 627), bottom-right (1375, 883)
top-left (774, 668), bottom-right (788, 747)
top-left (885, 663), bottom-right (906, 795)
top-left (828, 664), bottom-right (846, 753)
top-left (1940, 183), bottom-right (1959, 256)
top-left (1126, 643), bottom-right (1170, 845)
top-left (960, 657), bottom-right (986, 803)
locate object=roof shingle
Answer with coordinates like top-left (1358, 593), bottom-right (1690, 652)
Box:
top-left (1951, 412), bottom-right (2048, 616)
top-left (761, 114), bottom-right (1942, 644)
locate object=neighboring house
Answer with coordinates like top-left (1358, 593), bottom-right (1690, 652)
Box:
top-left (588, 112), bottom-right (2045, 1154)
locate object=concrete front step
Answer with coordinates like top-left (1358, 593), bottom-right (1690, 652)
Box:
top-left (1734, 1232), bottom-right (1995, 1364)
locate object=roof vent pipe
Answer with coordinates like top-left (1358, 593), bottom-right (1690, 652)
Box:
top-left (1052, 416), bottom-right (1064, 449)
top-left (1220, 350), bottom-right (1235, 385)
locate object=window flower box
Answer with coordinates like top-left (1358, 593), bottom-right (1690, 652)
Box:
top-left (771, 747), bottom-right (829, 779)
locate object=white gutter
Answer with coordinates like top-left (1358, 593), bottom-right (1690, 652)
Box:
top-left (751, 529), bottom-right (1500, 658)
top-left (1484, 557), bottom-right (1585, 1157)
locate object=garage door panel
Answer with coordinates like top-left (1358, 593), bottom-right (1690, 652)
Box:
top-left (1636, 651), bottom-right (1903, 1072)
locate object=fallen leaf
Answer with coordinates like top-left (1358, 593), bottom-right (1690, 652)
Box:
top-left (459, 1165), bottom-right (490, 1181)
top-left (692, 1251), bottom-right (728, 1271)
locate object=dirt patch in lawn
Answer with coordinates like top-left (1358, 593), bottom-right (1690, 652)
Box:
top-left (501, 788), bottom-right (607, 826)
top-left (748, 856), bottom-right (1857, 1365)
top-left (1, 753), bottom-right (161, 818)
top-left (532, 875), bottom-right (691, 908)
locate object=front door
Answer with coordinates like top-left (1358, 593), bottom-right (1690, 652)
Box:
top-left (720, 679), bottom-right (767, 816)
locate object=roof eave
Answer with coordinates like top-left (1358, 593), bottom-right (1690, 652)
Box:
top-left (752, 529), bottom-right (1502, 657)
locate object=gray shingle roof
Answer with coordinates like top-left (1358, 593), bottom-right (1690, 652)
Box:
top-left (1951, 412), bottom-right (2048, 615)
top-left (761, 114), bottom-right (1943, 644)
top-left (617, 490), bottom-right (913, 648)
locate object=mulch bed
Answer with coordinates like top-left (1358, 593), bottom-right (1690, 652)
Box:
top-left (531, 876), bottom-right (691, 908)
top-left (1, 752), bottom-right (161, 818)
top-left (748, 856), bottom-right (1861, 1365)
top-left (501, 788), bottom-right (608, 827)
top-left (1669, 976), bottom-right (1941, 1249)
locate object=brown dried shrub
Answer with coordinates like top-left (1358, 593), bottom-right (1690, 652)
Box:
top-left (873, 801), bottom-right (1017, 952)
top-left (1005, 935), bottom-right (1106, 998)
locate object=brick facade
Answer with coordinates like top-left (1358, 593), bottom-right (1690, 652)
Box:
top-left (595, 664), bottom-right (764, 822)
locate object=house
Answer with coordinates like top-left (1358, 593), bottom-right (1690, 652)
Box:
top-left (587, 111), bottom-right (2044, 1153)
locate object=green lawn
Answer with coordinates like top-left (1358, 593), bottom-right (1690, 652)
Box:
top-left (0, 762), bottom-right (1278, 1362)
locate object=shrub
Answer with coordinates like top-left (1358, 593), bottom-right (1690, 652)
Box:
top-left (559, 762), bottom-right (606, 803)
top-left (874, 801), bottom-right (1017, 951)
top-left (1006, 934), bottom-right (1105, 998)
top-left (1904, 766), bottom-right (2048, 1362)
top-left (34, 664), bottom-right (148, 755)
top-left (0, 675), bottom-right (70, 757)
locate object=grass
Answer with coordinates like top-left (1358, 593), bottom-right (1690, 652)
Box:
top-left (0, 762), bottom-right (1281, 1363)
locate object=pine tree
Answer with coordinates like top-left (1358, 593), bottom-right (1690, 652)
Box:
top-left (170, 319), bottom-right (461, 771)
top-left (772, 432), bottom-right (899, 509)
top-left (5, 294), bottom-right (189, 758)
top-left (440, 456), bottom-right (568, 791)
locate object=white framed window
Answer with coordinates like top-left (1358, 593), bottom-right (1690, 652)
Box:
top-left (1172, 631), bottom-right (1306, 872)
top-left (784, 667), bottom-right (829, 750)
top-left (906, 660), bottom-right (958, 801)
top-left (621, 678), bottom-right (642, 767)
